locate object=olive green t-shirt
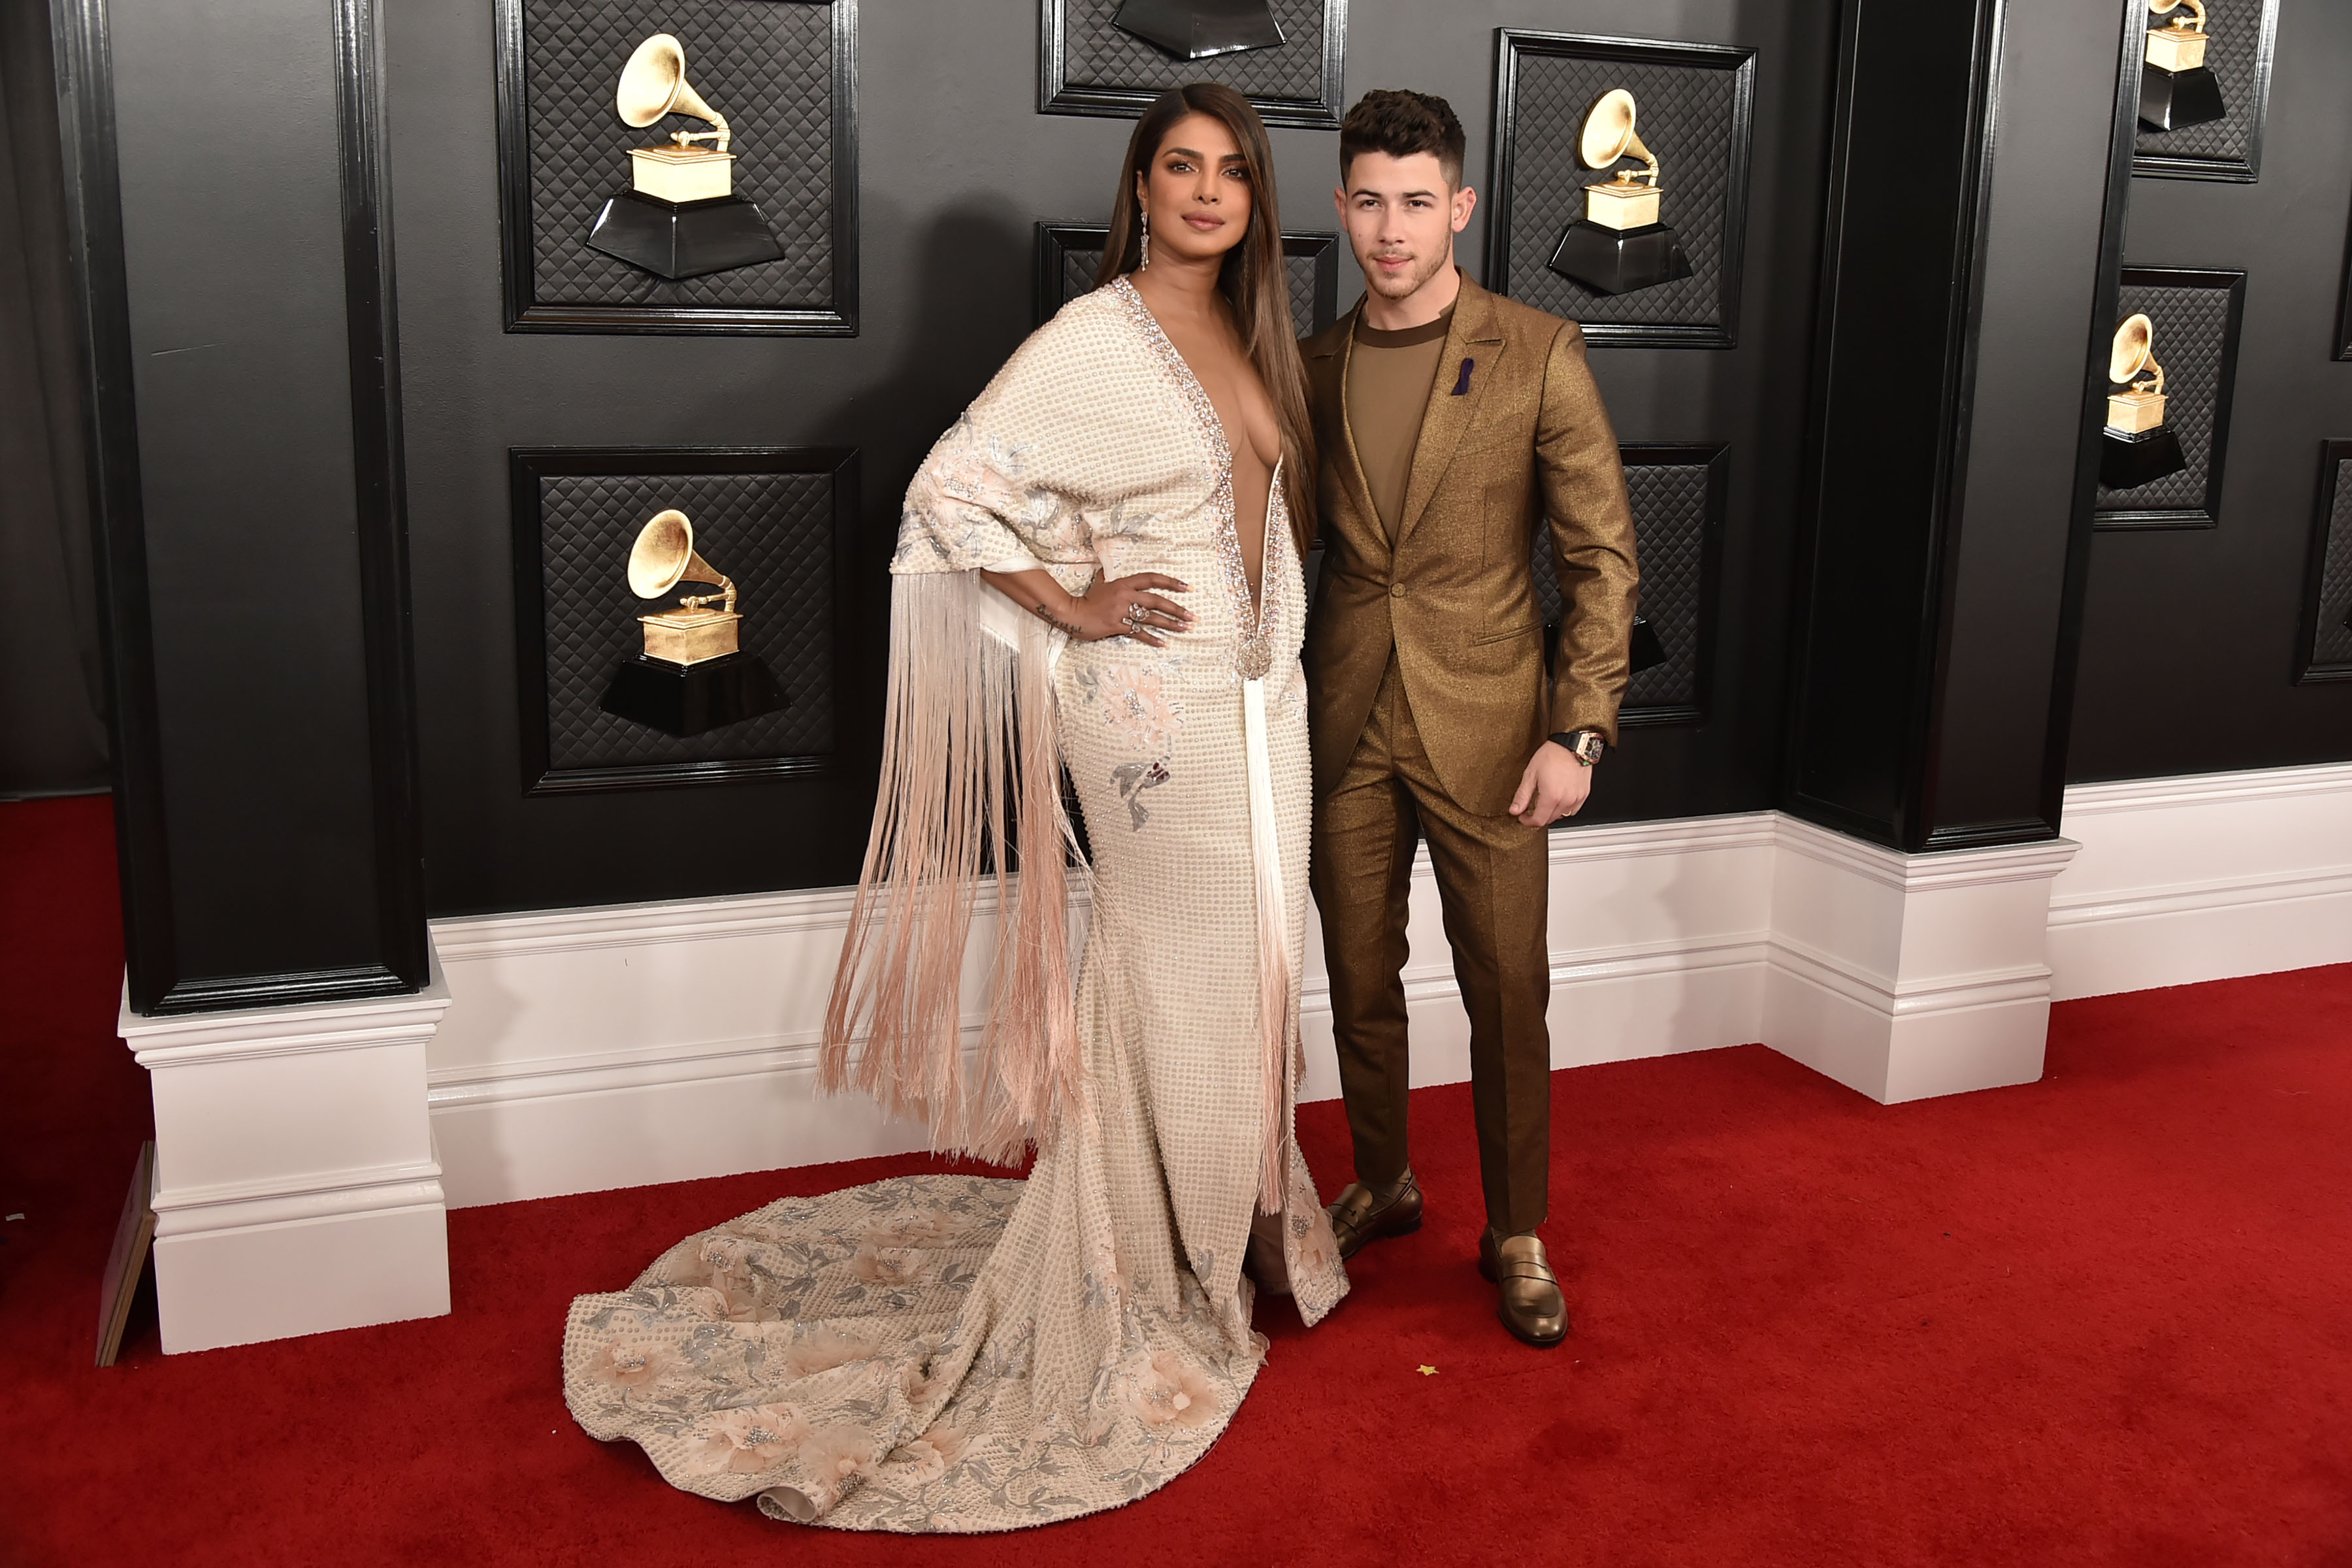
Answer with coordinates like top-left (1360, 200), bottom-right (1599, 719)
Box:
top-left (1344, 305), bottom-right (1454, 538)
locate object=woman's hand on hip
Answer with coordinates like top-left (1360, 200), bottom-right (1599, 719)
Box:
top-left (982, 566), bottom-right (1195, 647)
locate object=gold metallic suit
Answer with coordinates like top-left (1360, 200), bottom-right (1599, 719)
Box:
top-left (1302, 274), bottom-right (1638, 1237)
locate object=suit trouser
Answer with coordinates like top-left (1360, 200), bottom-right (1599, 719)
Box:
top-left (1310, 655), bottom-right (1552, 1237)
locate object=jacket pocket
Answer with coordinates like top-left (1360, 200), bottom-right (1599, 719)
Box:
top-left (1469, 621), bottom-right (1541, 647)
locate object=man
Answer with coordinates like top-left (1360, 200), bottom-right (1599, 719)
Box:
top-left (1304, 90), bottom-right (1638, 1347)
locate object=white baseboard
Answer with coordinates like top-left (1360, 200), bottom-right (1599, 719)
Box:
top-left (2048, 762), bottom-right (2352, 1000)
top-left (427, 808), bottom-right (2083, 1207)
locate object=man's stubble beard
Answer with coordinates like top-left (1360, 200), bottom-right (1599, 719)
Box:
top-left (1362, 245), bottom-right (1450, 302)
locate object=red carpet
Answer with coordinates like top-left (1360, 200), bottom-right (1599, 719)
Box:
top-left (3, 793), bottom-right (2349, 1566)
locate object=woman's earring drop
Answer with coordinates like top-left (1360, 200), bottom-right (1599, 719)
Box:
top-left (1139, 204), bottom-right (1150, 270)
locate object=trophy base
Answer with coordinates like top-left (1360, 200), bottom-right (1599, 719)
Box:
top-left (1546, 220), bottom-right (1694, 296)
top-left (587, 190), bottom-right (783, 281)
top-left (2100, 424), bottom-right (2187, 489)
top-left (599, 651), bottom-right (787, 738)
top-left (2138, 63), bottom-right (2225, 132)
top-left (1629, 614), bottom-right (1668, 674)
top-left (1112, 0), bottom-right (1284, 59)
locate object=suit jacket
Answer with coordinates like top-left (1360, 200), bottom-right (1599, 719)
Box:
top-left (1301, 273), bottom-right (1640, 815)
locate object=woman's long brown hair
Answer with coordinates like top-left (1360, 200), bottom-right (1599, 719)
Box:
top-left (1096, 83), bottom-right (1318, 559)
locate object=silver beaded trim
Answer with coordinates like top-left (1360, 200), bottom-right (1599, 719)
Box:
top-left (1110, 277), bottom-right (1280, 681)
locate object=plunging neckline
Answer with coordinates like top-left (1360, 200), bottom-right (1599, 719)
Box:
top-left (1111, 278), bottom-right (1281, 632)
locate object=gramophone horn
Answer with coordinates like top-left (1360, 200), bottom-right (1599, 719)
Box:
top-left (2149, 0), bottom-right (2206, 26)
top-left (2110, 314), bottom-right (2161, 389)
top-left (1580, 88), bottom-right (1659, 183)
top-left (615, 33), bottom-right (730, 151)
top-left (627, 510), bottom-right (734, 613)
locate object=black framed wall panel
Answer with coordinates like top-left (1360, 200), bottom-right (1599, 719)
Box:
top-left (1032, 223), bottom-right (1339, 331)
top-left (2038, 0), bottom-right (2149, 826)
top-left (2066, 0), bottom-right (2352, 780)
top-left (1039, 0), bottom-right (1346, 127)
top-left (2337, 203), bottom-right (2352, 361)
top-left (2094, 267), bottom-right (2245, 531)
top-left (1531, 445), bottom-right (1727, 727)
top-left (2134, 0), bottom-right (2276, 183)
top-left (495, 0), bottom-right (858, 334)
top-left (57, 0), bottom-right (428, 1011)
top-left (2295, 440), bottom-right (2352, 684)
top-left (510, 446), bottom-right (857, 793)
top-left (49, 0), bottom-right (174, 1005)
top-left (1781, 0), bottom-right (2008, 849)
top-left (1916, 0), bottom-right (2158, 848)
top-left (1485, 31), bottom-right (1757, 350)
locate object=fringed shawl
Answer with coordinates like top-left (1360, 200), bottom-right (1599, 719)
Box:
top-left (822, 288), bottom-right (1177, 1164)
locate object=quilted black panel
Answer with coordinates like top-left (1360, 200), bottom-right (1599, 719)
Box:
top-left (1040, 227), bottom-right (1337, 333)
top-left (2136, 0), bottom-right (2272, 172)
top-left (537, 470), bottom-right (836, 771)
top-left (1532, 451), bottom-right (1716, 714)
top-left (2097, 278), bottom-right (2236, 517)
top-left (2311, 455), bottom-right (2352, 673)
top-left (520, 0), bottom-right (839, 311)
top-left (1047, 0), bottom-right (1341, 122)
top-left (1496, 46), bottom-right (1746, 336)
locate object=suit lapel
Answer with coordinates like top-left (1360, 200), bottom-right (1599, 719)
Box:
top-left (1331, 309), bottom-right (1389, 557)
top-left (1393, 277), bottom-right (1507, 550)
top-left (1310, 300), bottom-right (1386, 566)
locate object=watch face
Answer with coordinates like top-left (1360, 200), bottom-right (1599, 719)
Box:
top-left (1574, 732), bottom-right (1605, 763)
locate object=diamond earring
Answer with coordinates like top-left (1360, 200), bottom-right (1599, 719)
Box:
top-left (1139, 204), bottom-right (1150, 270)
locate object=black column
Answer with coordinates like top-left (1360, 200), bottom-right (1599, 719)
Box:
top-left (1784, 0), bottom-right (2141, 851)
top-left (52, 0), bottom-right (427, 1013)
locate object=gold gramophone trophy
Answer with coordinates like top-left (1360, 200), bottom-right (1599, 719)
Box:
top-left (2100, 314), bottom-right (2189, 489)
top-left (598, 509), bottom-right (786, 738)
top-left (1546, 89), bottom-right (1693, 296)
top-left (584, 34), bottom-right (785, 280)
top-left (2140, 0), bottom-right (2225, 132)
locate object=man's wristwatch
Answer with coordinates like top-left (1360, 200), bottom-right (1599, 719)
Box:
top-left (1550, 729), bottom-right (1606, 766)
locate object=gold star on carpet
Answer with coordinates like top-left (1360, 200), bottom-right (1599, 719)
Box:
top-left (1416, 1364), bottom-right (1438, 1376)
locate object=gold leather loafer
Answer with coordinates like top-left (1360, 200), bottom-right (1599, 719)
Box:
top-left (1324, 1169), bottom-right (1424, 1261)
top-left (1478, 1229), bottom-right (1569, 1348)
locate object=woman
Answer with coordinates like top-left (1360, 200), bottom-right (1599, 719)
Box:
top-left (561, 83), bottom-right (1345, 1533)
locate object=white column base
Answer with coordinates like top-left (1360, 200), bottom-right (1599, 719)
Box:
top-left (119, 945), bottom-right (451, 1354)
top-left (1763, 819), bottom-right (2078, 1103)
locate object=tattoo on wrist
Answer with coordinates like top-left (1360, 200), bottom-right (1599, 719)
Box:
top-left (1028, 600), bottom-right (1084, 638)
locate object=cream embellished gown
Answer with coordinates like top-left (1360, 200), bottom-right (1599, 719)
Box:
top-left (561, 278), bottom-right (1347, 1531)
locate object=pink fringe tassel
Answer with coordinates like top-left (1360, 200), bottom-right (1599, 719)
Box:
top-left (821, 573), bottom-right (1085, 1164)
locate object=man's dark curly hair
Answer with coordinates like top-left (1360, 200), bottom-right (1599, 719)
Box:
top-left (1338, 89), bottom-right (1465, 187)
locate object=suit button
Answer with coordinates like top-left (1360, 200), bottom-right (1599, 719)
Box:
top-left (1389, 583), bottom-right (1405, 598)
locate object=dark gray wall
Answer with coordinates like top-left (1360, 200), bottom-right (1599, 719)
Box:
top-left (391, 0), bottom-right (1837, 917)
top-left (2066, 0), bottom-right (2352, 780)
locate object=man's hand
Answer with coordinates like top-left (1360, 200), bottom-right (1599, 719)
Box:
top-left (1509, 741), bottom-right (1592, 827)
